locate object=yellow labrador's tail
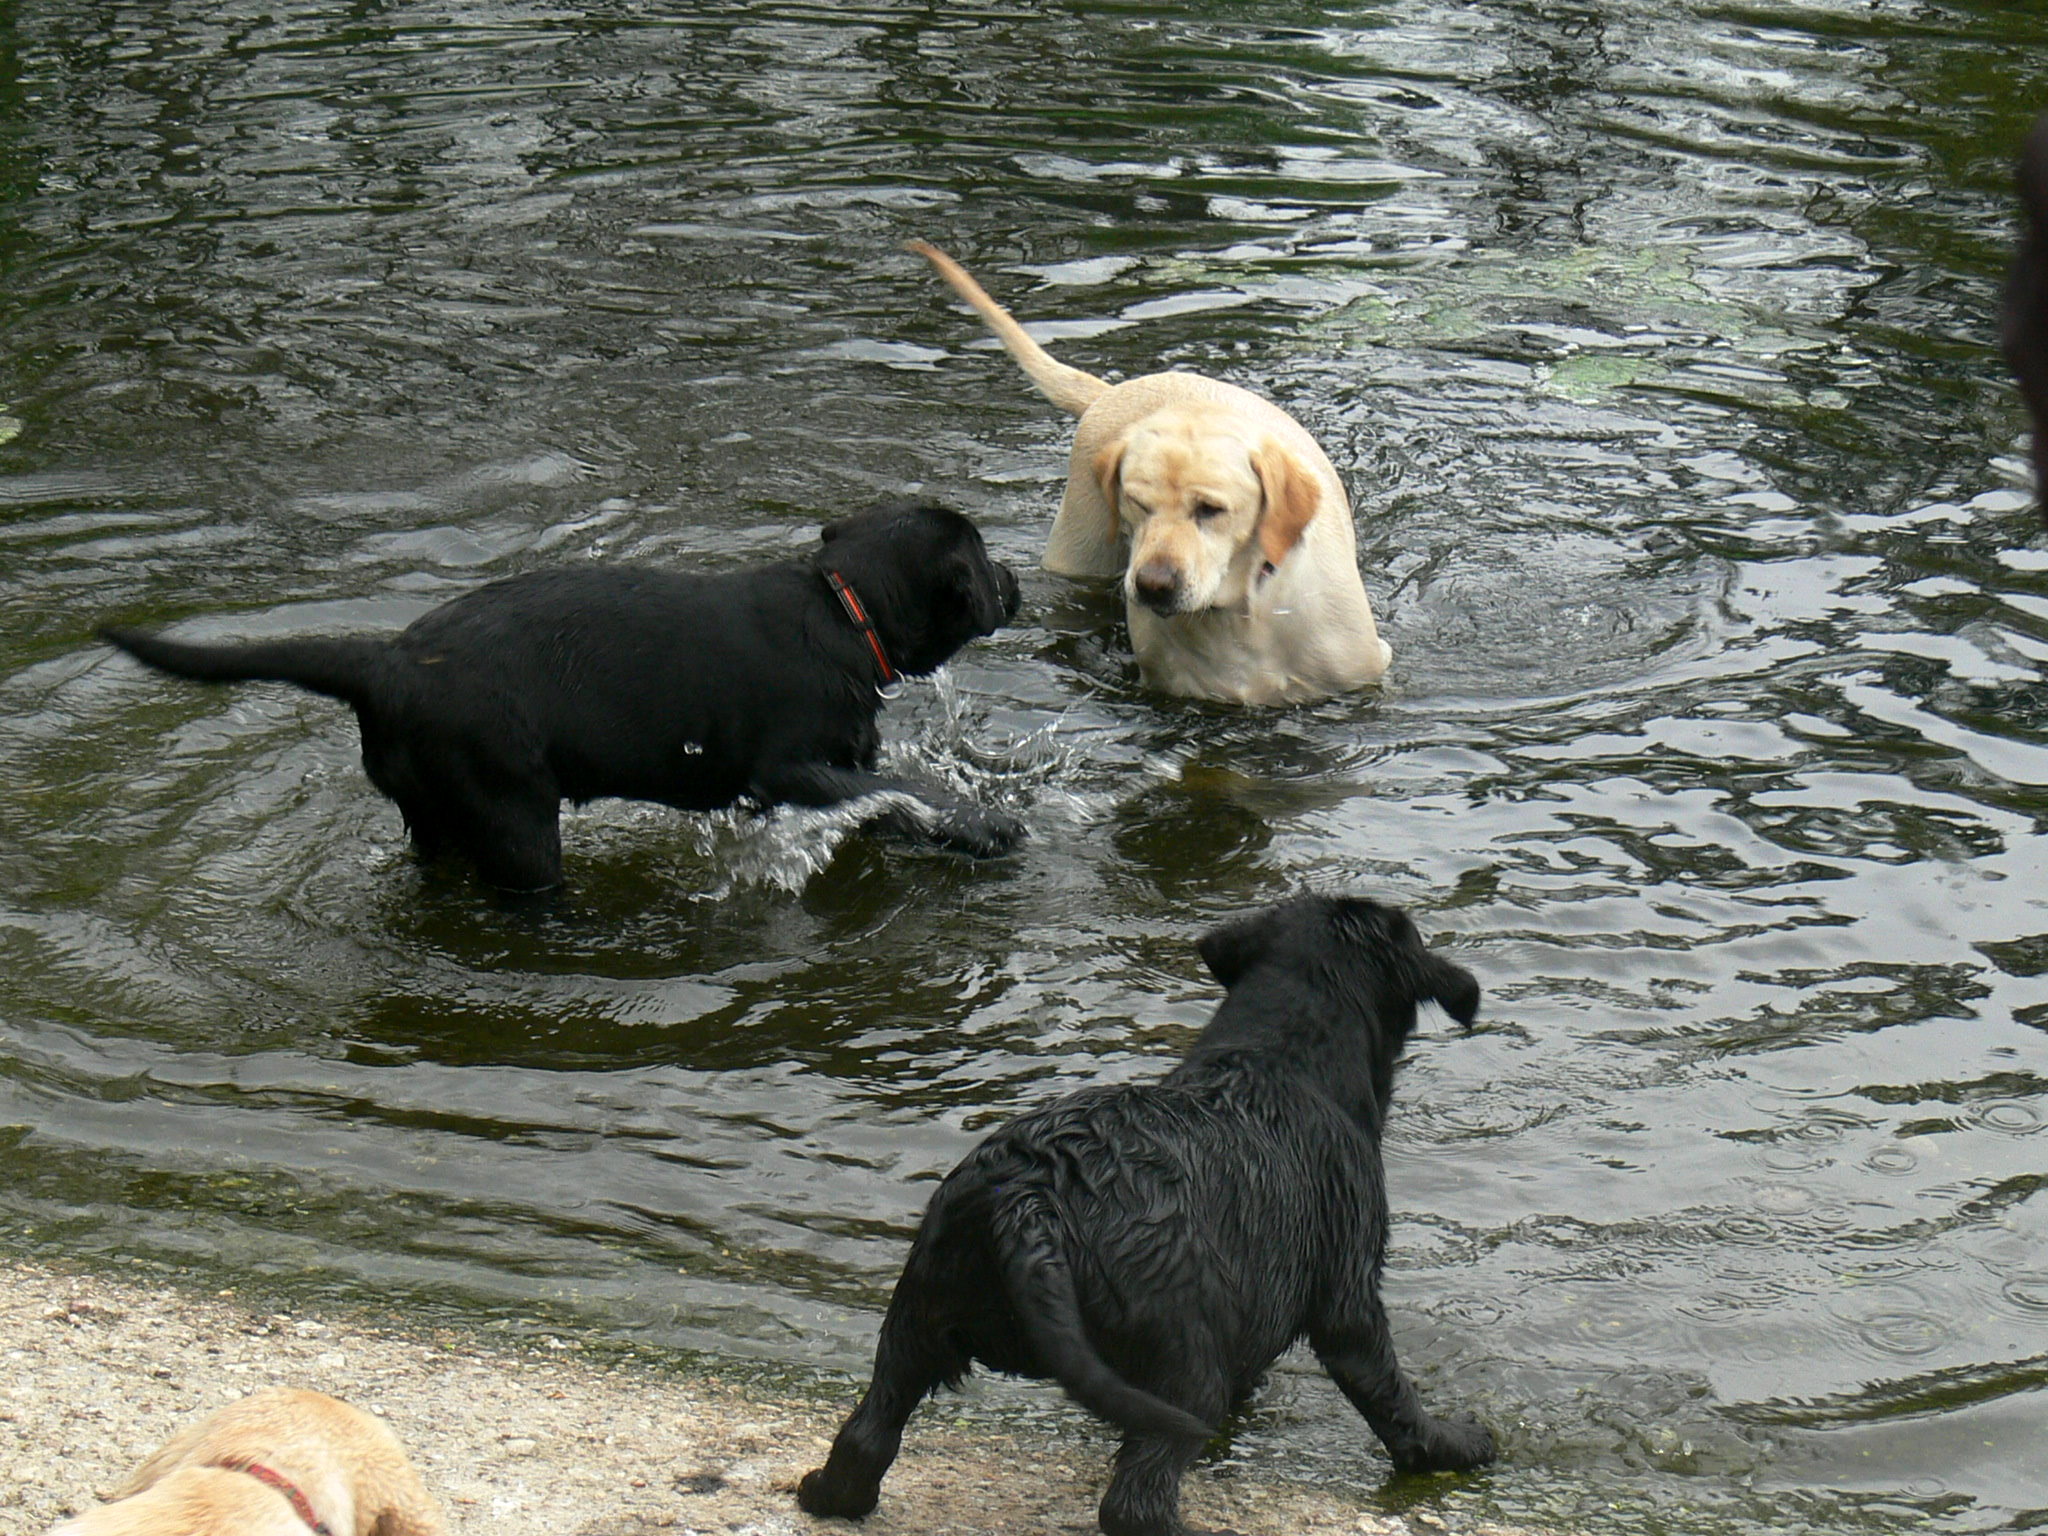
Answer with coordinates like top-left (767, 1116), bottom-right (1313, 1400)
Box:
top-left (907, 240), bottom-right (1109, 417)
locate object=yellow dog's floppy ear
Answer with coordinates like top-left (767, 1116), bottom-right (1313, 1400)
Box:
top-left (1251, 443), bottom-right (1320, 570)
top-left (1092, 437), bottom-right (1126, 519)
top-left (1046, 433), bottom-right (1131, 578)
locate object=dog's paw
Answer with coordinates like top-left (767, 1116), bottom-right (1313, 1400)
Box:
top-left (933, 805), bottom-right (1026, 858)
top-left (797, 1467), bottom-right (879, 1520)
top-left (1399, 1413), bottom-right (1496, 1474)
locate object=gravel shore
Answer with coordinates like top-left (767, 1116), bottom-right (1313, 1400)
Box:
top-left (1, 1256), bottom-right (1519, 1536)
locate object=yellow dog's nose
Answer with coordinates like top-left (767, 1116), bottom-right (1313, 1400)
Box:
top-left (1132, 558), bottom-right (1182, 611)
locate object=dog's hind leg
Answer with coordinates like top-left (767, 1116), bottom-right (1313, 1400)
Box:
top-left (797, 1294), bottom-right (968, 1520)
top-left (392, 777), bottom-right (560, 889)
top-left (402, 739), bottom-right (563, 889)
top-left (1309, 1308), bottom-right (1494, 1475)
top-left (1098, 1432), bottom-right (1234, 1536)
top-left (1093, 1355), bottom-right (1236, 1536)
top-left (453, 793), bottom-right (563, 891)
top-left (360, 729), bottom-right (558, 888)
top-left (361, 715), bottom-right (565, 889)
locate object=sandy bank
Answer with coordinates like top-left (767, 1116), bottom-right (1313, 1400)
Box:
top-left (0, 1256), bottom-right (1530, 1536)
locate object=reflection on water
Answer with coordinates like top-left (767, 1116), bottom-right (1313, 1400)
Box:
top-left (1, 3), bottom-right (2045, 1533)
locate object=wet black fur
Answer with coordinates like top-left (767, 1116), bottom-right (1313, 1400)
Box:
top-left (798, 894), bottom-right (1496, 1536)
top-left (2005, 113), bottom-right (2048, 528)
top-left (102, 499), bottom-right (1023, 889)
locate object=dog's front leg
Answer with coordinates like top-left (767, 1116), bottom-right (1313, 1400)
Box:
top-left (369, 1492), bottom-right (452, 1536)
top-left (1310, 1311), bottom-right (1495, 1475)
top-left (752, 762), bottom-right (1024, 857)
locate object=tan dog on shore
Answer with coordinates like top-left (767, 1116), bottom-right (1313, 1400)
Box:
top-left (909, 240), bottom-right (1391, 705)
top-left (50, 1387), bottom-right (446, 1536)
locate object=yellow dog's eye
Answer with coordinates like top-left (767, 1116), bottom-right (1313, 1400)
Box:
top-left (1192, 500), bottom-right (1224, 520)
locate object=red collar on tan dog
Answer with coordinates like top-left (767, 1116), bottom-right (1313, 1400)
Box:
top-left (208, 1458), bottom-right (335, 1536)
top-left (826, 569), bottom-right (898, 687)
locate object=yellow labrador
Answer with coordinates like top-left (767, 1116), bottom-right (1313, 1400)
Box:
top-left (909, 240), bottom-right (1390, 705)
top-left (50, 1388), bottom-right (446, 1536)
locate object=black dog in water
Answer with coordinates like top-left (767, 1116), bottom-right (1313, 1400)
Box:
top-left (2005, 112), bottom-right (2048, 527)
top-left (799, 894), bottom-right (1495, 1536)
top-left (103, 499), bottom-right (1023, 889)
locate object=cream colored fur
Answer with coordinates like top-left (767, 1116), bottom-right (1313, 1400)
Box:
top-left (49, 1388), bottom-right (446, 1536)
top-left (909, 240), bottom-right (1390, 705)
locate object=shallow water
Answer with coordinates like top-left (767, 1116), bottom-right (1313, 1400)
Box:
top-left (1, 2), bottom-right (2045, 1531)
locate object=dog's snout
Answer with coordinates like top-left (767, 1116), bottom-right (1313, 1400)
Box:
top-left (1132, 558), bottom-right (1182, 614)
top-left (996, 561), bottom-right (1022, 623)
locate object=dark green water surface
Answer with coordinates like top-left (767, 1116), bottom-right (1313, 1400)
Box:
top-left (2, 3), bottom-right (2045, 1532)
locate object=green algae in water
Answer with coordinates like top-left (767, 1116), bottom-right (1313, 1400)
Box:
top-left (1305, 244), bottom-right (1833, 409)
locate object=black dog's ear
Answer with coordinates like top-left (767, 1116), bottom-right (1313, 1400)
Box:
top-left (1365, 899), bottom-right (1479, 1027)
top-left (1421, 953), bottom-right (1481, 1028)
top-left (1198, 911), bottom-right (1270, 988)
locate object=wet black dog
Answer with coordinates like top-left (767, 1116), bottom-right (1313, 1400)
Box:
top-left (103, 499), bottom-right (1023, 889)
top-left (2005, 113), bottom-right (2048, 527)
top-left (798, 893), bottom-right (1495, 1536)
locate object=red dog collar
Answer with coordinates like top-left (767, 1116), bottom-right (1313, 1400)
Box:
top-left (825, 570), bottom-right (899, 687)
top-left (208, 1458), bottom-right (335, 1536)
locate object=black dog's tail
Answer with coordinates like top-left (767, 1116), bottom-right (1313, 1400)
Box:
top-left (992, 1190), bottom-right (1214, 1443)
top-left (102, 625), bottom-right (390, 706)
